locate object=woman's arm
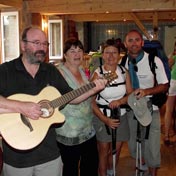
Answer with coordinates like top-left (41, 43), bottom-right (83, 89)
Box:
top-left (70, 72), bottom-right (107, 104)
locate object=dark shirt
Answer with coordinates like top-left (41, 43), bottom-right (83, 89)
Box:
top-left (0, 56), bottom-right (72, 168)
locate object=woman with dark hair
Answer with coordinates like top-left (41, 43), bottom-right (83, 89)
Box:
top-left (55, 38), bottom-right (99, 176)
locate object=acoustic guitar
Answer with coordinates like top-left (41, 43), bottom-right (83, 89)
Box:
top-left (0, 72), bottom-right (117, 150)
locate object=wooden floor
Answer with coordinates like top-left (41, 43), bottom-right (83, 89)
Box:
top-left (117, 140), bottom-right (176, 176)
top-left (117, 112), bottom-right (176, 176)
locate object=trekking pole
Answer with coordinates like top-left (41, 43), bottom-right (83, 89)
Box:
top-left (112, 127), bottom-right (117, 176)
top-left (111, 107), bottom-right (120, 176)
top-left (135, 121), bottom-right (144, 176)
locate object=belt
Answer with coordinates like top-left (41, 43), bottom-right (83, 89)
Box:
top-left (56, 130), bottom-right (95, 146)
top-left (97, 104), bottom-right (130, 109)
top-left (97, 104), bottom-right (129, 135)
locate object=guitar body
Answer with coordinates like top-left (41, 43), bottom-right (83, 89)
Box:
top-left (0, 86), bottom-right (65, 150)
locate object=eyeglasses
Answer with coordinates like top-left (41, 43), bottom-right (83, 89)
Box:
top-left (104, 51), bottom-right (118, 55)
top-left (23, 40), bottom-right (49, 48)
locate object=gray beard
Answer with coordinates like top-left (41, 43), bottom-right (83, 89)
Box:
top-left (26, 50), bottom-right (46, 64)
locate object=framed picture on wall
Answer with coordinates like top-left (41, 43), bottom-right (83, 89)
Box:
top-left (48, 19), bottom-right (63, 60)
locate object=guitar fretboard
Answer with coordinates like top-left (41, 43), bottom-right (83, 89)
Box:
top-left (50, 82), bottom-right (95, 109)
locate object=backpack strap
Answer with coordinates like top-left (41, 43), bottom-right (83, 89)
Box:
top-left (99, 57), bottom-right (103, 66)
top-left (99, 65), bottom-right (103, 74)
top-left (121, 53), bottom-right (157, 78)
top-left (120, 54), bottom-right (128, 67)
top-left (99, 65), bottom-right (126, 87)
top-left (118, 64), bottom-right (126, 74)
top-left (148, 53), bottom-right (157, 84)
top-left (99, 64), bottom-right (125, 75)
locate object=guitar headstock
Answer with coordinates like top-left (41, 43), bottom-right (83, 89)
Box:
top-left (103, 71), bottom-right (118, 85)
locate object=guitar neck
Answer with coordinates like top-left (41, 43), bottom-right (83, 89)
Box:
top-left (50, 82), bottom-right (96, 109)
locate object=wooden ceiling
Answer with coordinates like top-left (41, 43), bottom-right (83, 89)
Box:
top-left (0, 0), bottom-right (176, 22)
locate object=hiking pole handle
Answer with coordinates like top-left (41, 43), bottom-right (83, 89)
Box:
top-left (110, 107), bottom-right (121, 120)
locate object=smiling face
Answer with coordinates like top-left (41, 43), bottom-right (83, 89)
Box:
top-left (63, 38), bottom-right (84, 67)
top-left (64, 45), bottom-right (84, 67)
top-left (124, 30), bottom-right (144, 58)
top-left (102, 46), bottom-right (119, 66)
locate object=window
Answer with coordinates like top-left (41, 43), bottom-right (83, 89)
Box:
top-left (1, 11), bottom-right (19, 63)
top-left (48, 19), bottom-right (63, 60)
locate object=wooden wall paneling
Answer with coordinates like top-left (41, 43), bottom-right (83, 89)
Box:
top-left (62, 16), bottom-right (68, 43)
top-left (67, 20), bottom-right (78, 39)
top-left (31, 13), bottom-right (42, 27)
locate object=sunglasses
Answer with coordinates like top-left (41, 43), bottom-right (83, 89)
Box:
top-left (131, 59), bottom-right (138, 72)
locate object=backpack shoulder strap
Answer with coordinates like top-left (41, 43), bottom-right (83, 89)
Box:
top-left (148, 53), bottom-right (155, 74)
top-left (99, 57), bottom-right (103, 66)
top-left (148, 53), bottom-right (157, 81)
top-left (120, 54), bottom-right (128, 67)
top-left (99, 65), bottom-right (103, 74)
top-left (118, 64), bottom-right (126, 74)
top-left (99, 64), bottom-right (125, 75)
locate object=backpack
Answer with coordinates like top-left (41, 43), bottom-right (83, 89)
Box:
top-left (120, 42), bottom-right (170, 108)
top-left (148, 53), bottom-right (169, 108)
top-left (142, 40), bottom-right (170, 108)
top-left (143, 40), bottom-right (171, 81)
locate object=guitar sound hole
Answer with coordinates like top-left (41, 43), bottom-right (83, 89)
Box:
top-left (38, 100), bottom-right (54, 118)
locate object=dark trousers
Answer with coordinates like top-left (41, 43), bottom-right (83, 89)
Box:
top-left (57, 135), bottom-right (99, 176)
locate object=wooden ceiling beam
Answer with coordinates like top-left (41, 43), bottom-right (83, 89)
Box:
top-left (25, 0), bottom-right (176, 14)
top-left (0, 0), bottom-right (22, 9)
top-left (66, 11), bottom-right (176, 22)
top-left (130, 12), bottom-right (152, 40)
